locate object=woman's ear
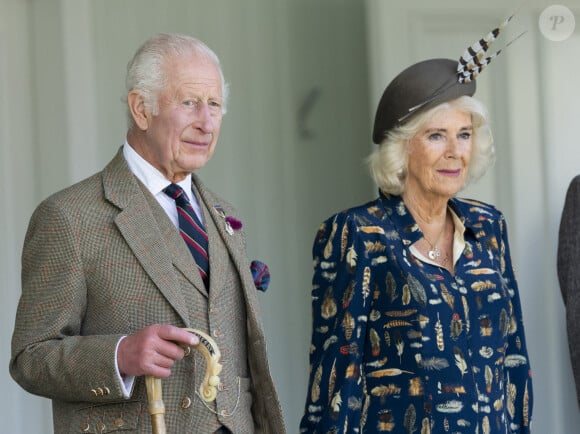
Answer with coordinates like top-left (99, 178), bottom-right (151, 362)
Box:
top-left (127, 90), bottom-right (150, 131)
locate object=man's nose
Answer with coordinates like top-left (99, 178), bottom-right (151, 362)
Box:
top-left (195, 103), bottom-right (216, 133)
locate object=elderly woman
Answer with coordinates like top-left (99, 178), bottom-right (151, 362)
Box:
top-left (299, 57), bottom-right (533, 433)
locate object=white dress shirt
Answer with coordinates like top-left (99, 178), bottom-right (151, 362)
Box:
top-left (122, 141), bottom-right (205, 224)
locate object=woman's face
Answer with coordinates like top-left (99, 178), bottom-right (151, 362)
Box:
top-left (405, 107), bottom-right (473, 202)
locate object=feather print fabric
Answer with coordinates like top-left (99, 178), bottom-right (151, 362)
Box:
top-left (300, 193), bottom-right (533, 433)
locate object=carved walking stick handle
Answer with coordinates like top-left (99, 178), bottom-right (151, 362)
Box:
top-left (182, 328), bottom-right (223, 401)
top-left (145, 328), bottom-right (223, 434)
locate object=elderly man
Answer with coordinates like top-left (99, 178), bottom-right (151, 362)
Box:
top-left (10, 33), bottom-right (285, 433)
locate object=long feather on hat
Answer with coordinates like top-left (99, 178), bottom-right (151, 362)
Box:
top-left (457, 14), bottom-right (526, 83)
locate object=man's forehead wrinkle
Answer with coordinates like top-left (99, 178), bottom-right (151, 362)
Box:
top-left (165, 79), bottom-right (222, 100)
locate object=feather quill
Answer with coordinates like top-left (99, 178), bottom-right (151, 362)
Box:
top-left (395, 330), bottom-right (404, 362)
top-left (386, 272), bottom-right (398, 302)
top-left (364, 240), bottom-right (387, 254)
top-left (440, 284), bottom-right (455, 309)
top-left (453, 346), bottom-right (468, 377)
top-left (342, 311), bottom-right (355, 340)
top-left (457, 14), bottom-right (526, 83)
top-left (482, 416), bottom-right (490, 434)
top-left (342, 281), bottom-right (355, 309)
top-left (421, 417), bottom-right (431, 434)
top-left (311, 364), bottom-right (323, 403)
top-left (461, 296), bottom-right (470, 333)
top-left (506, 378), bottom-right (516, 418)
top-left (420, 357), bottom-right (450, 371)
top-left (323, 220), bottom-right (337, 259)
top-left (321, 287), bottom-right (337, 319)
top-left (346, 245), bottom-right (357, 273)
top-left (407, 274), bottom-right (427, 307)
top-left (340, 224), bottom-right (348, 261)
top-left (499, 308), bottom-right (509, 337)
top-left (370, 328), bottom-right (381, 357)
top-left (404, 404), bottom-right (417, 434)
top-left (386, 308), bottom-right (418, 317)
top-left (435, 313), bottom-right (445, 351)
top-left (367, 368), bottom-right (414, 378)
top-left (330, 391), bottom-right (342, 415)
top-left (523, 380), bottom-right (530, 426)
top-left (371, 384), bottom-right (402, 397)
top-left (402, 284), bottom-right (411, 305)
top-left (485, 365), bottom-right (493, 393)
top-left (362, 266), bottom-right (371, 306)
top-left (328, 359), bottom-right (337, 403)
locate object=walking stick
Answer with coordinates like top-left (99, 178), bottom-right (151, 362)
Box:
top-left (145, 328), bottom-right (223, 434)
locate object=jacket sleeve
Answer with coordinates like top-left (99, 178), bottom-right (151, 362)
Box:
top-left (10, 198), bottom-right (126, 402)
top-left (300, 213), bottom-right (372, 433)
top-left (498, 214), bottom-right (533, 432)
top-left (556, 175), bottom-right (580, 409)
top-left (557, 176), bottom-right (580, 304)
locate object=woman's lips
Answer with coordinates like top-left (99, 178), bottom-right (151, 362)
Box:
top-left (438, 169), bottom-right (461, 176)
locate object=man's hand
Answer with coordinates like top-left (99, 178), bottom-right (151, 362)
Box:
top-left (117, 324), bottom-right (199, 378)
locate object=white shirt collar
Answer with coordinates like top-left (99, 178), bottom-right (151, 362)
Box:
top-left (122, 141), bottom-right (194, 202)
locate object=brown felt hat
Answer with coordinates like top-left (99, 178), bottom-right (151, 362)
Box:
top-left (372, 58), bottom-right (476, 144)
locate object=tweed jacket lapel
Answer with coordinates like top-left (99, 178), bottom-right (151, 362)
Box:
top-left (199, 199), bottom-right (227, 295)
top-left (102, 149), bottom-right (196, 324)
top-left (144, 184), bottom-right (209, 298)
top-left (192, 175), bottom-right (264, 328)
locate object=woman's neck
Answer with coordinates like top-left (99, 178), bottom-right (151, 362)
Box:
top-left (402, 192), bottom-right (449, 226)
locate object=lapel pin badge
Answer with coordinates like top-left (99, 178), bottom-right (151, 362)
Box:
top-left (213, 205), bottom-right (242, 235)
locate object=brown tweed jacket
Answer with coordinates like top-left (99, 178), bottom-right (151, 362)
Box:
top-left (558, 174), bottom-right (580, 409)
top-left (10, 148), bottom-right (286, 433)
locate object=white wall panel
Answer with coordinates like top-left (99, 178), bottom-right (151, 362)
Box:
top-left (1, 0), bottom-right (53, 432)
top-left (539, 18), bottom-right (580, 432)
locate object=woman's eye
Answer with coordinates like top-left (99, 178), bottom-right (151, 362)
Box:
top-left (428, 133), bottom-right (442, 141)
top-left (459, 132), bottom-right (472, 140)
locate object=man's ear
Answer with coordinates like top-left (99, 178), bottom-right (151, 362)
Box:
top-left (127, 90), bottom-right (151, 130)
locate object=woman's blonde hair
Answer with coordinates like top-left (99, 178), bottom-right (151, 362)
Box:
top-left (367, 96), bottom-right (495, 195)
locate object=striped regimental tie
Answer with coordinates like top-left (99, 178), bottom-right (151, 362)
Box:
top-left (163, 183), bottom-right (209, 287)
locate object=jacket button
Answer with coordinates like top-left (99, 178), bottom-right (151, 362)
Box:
top-left (184, 346), bottom-right (192, 357)
top-left (96, 387), bottom-right (104, 396)
top-left (96, 422), bottom-right (106, 432)
top-left (103, 387), bottom-right (110, 395)
top-left (90, 389), bottom-right (98, 397)
top-left (181, 397), bottom-right (192, 409)
top-left (81, 423), bottom-right (90, 432)
top-left (114, 418), bottom-right (125, 428)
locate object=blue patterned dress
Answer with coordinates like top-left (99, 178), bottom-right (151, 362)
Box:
top-left (300, 193), bottom-right (533, 433)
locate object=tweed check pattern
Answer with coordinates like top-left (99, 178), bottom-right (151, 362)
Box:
top-left (10, 150), bottom-right (286, 433)
top-left (164, 183), bottom-right (209, 286)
